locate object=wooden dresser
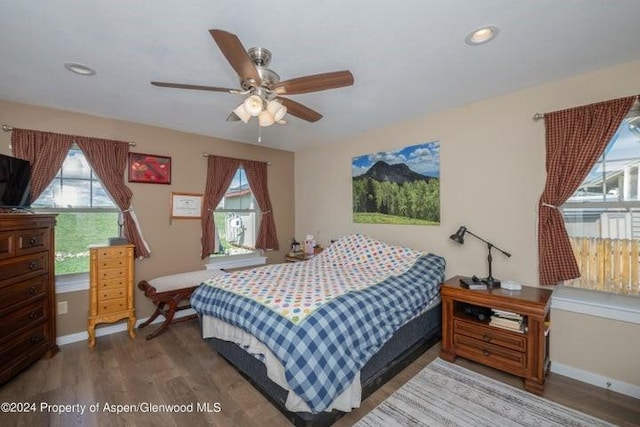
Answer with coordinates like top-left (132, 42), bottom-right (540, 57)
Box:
top-left (87, 244), bottom-right (136, 348)
top-left (0, 213), bottom-right (58, 385)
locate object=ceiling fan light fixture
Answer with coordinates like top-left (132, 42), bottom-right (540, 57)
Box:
top-left (243, 95), bottom-right (264, 116)
top-left (258, 110), bottom-right (275, 127)
top-left (267, 100), bottom-right (287, 122)
top-left (232, 103), bottom-right (251, 123)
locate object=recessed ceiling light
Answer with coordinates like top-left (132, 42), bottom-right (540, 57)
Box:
top-left (465, 26), bottom-right (499, 46)
top-left (64, 62), bottom-right (97, 76)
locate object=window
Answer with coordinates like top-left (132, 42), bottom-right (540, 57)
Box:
top-left (561, 107), bottom-right (640, 295)
top-left (32, 146), bottom-right (120, 276)
top-left (212, 167), bottom-right (260, 257)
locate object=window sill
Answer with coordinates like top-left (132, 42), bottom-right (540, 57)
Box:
top-left (55, 273), bottom-right (89, 294)
top-left (206, 253), bottom-right (267, 270)
top-left (551, 285), bottom-right (640, 325)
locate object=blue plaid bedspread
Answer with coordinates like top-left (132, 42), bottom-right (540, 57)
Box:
top-left (190, 253), bottom-right (445, 413)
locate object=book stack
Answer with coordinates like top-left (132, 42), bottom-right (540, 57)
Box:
top-left (490, 309), bottom-right (525, 333)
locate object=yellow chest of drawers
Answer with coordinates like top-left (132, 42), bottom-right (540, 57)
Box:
top-left (87, 244), bottom-right (136, 348)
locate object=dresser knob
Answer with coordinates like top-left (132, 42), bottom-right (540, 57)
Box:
top-left (482, 348), bottom-right (491, 357)
top-left (29, 236), bottom-right (38, 245)
top-left (29, 261), bottom-right (37, 270)
top-left (30, 335), bottom-right (41, 343)
top-left (29, 311), bottom-right (38, 319)
top-left (482, 334), bottom-right (492, 342)
top-left (29, 286), bottom-right (37, 295)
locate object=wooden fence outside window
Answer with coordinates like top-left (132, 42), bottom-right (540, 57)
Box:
top-left (567, 237), bottom-right (640, 295)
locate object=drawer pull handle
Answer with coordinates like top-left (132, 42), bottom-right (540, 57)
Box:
top-left (29, 311), bottom-right (38, 319)
top-left (29, 286), bottom-right (37, 295)
top-left (29, 261), bottom-right (38, 270)
top-left (31, 335), bottom-right (42, 343)
top-left (482, 334), bottom-right (492, 342)
top-left (482, 348), bottom-right (491, 357)
top-left (29, 237), bottom-right (38, 245)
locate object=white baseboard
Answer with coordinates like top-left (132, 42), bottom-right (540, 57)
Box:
top-left (551, 361), bottom-right (640, 399)
top-left (56, 308), bottom-right (196, 346)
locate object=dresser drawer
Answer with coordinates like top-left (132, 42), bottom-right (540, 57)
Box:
top-left (0, 252), bottom-right (48, 284)
top-left (98, 297), bottom-right (127, 315)
top-left (97, 258), bottom-right (127, 270)
top-left (16, 228), bottom-right (50, 255)
top-left (0, 300), bottom-right (47, 345)
top-left (0, 231), bottom-right (16, 260)
top-left (454, 334), bottom-right (527, 370)
top-left (98, 277), bottom-right (127, 291)
top-left (98, 267), bottom-right (127, 281)
top-left (96, 246), bottom-right (130, 260)
top-left (2, 323), bottom-right (50, 364)
top-left (454, 319), bottom-right (526, 352)
top-left (99, 287), bottom-right (126, 302)
top-left (0, 275), bottom-right (47, 316)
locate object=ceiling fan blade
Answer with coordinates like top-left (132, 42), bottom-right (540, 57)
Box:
top-left (209, 29), bottom-right (261, 86)
top-left (151, 81), bottom-right (237, 93)
top-left (277, 97), bottom-right (323, 122)
top-left (273, 70), bottom-right (354, 95)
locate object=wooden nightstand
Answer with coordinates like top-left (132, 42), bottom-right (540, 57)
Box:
top-left (439, 275), bottom-right (552, 394)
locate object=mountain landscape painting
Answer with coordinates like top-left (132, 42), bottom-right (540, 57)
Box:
top-left (352, 141), bottom-right (440, 225)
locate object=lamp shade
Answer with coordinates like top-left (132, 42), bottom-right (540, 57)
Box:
top-left (267, 100), bottom-right (287, 122)
top-left (243, 95), bottom-right (264, 117)
top-left (232, 103), bottom-right (251, 123)
top-left (258, 110), bottom-right (275, 127)
top-left (449, 226), bottom-right (467, 244)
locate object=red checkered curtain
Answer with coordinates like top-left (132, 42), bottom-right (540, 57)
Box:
top-left (538, 96), bottom-right (636, 285)
top-left (11, 129), bottom-right (73, 202)
top-left (243, 159), bottom-right (279, 251)
top-left (201, 155), bottom-right (240, 259)
top-left (76, 137), bottom-right (151, 259)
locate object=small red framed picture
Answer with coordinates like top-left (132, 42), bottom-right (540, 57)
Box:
top-left (128, 152), bottom-right (171, 184)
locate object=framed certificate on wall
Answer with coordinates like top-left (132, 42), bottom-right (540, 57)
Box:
top-left (170, 192), bottom-right (203, 219)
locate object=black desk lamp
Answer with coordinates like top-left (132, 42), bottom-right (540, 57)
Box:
top-left (449, 226), bottom-right (511, 287)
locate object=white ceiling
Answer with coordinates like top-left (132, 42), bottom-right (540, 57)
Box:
top-left (1, 1), bottom-right (640, 152)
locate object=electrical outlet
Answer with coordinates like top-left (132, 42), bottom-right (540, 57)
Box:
top-left (57, 301), bottom-right (68, 315)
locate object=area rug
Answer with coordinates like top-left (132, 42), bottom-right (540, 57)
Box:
top-left (354, 358), bottom-right (615, 427)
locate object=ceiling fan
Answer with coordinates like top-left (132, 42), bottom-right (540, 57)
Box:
top-left (151, 29), bottom-right (354, 126)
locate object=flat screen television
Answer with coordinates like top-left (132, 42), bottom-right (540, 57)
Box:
top-left (0, 153), bottom-right (32, 208)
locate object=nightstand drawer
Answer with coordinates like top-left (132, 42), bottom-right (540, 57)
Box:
top-left (454, 319), bottom-right (526, 352)
top-left (454, 334), bottom-right (526, 370)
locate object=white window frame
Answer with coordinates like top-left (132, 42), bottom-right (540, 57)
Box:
top-left (561, 109), bottom-right (640, 296)
top-left (208, 167), bottom-right (262, 266)
top-left (31, 145), bottom-right (120, 293)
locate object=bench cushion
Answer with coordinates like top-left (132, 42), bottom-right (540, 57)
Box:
top-left (148, 269), bottom-right (224, 293)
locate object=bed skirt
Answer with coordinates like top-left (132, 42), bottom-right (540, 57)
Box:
top-left (203, 301), bottom-right (442, 427)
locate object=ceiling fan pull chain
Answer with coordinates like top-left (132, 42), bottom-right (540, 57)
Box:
top-left (258, 122), bottom-right (262, 143)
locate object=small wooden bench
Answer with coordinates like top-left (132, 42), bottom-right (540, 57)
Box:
top-left (137, 269), bottom-right (224, 340)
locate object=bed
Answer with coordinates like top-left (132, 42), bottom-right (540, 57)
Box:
top-left (190, 234), bottom-right (446, 426)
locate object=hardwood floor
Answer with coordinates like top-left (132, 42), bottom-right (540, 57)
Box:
top-left (1, 320), bottom-right (638, 427)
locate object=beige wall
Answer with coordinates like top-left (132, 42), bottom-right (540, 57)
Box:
top-left (294, 60), bottom-right (640, 387)
top-left (551, 309), bottom-right (640, 387)
top-left (0, 99), bottom-right (295, 337)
